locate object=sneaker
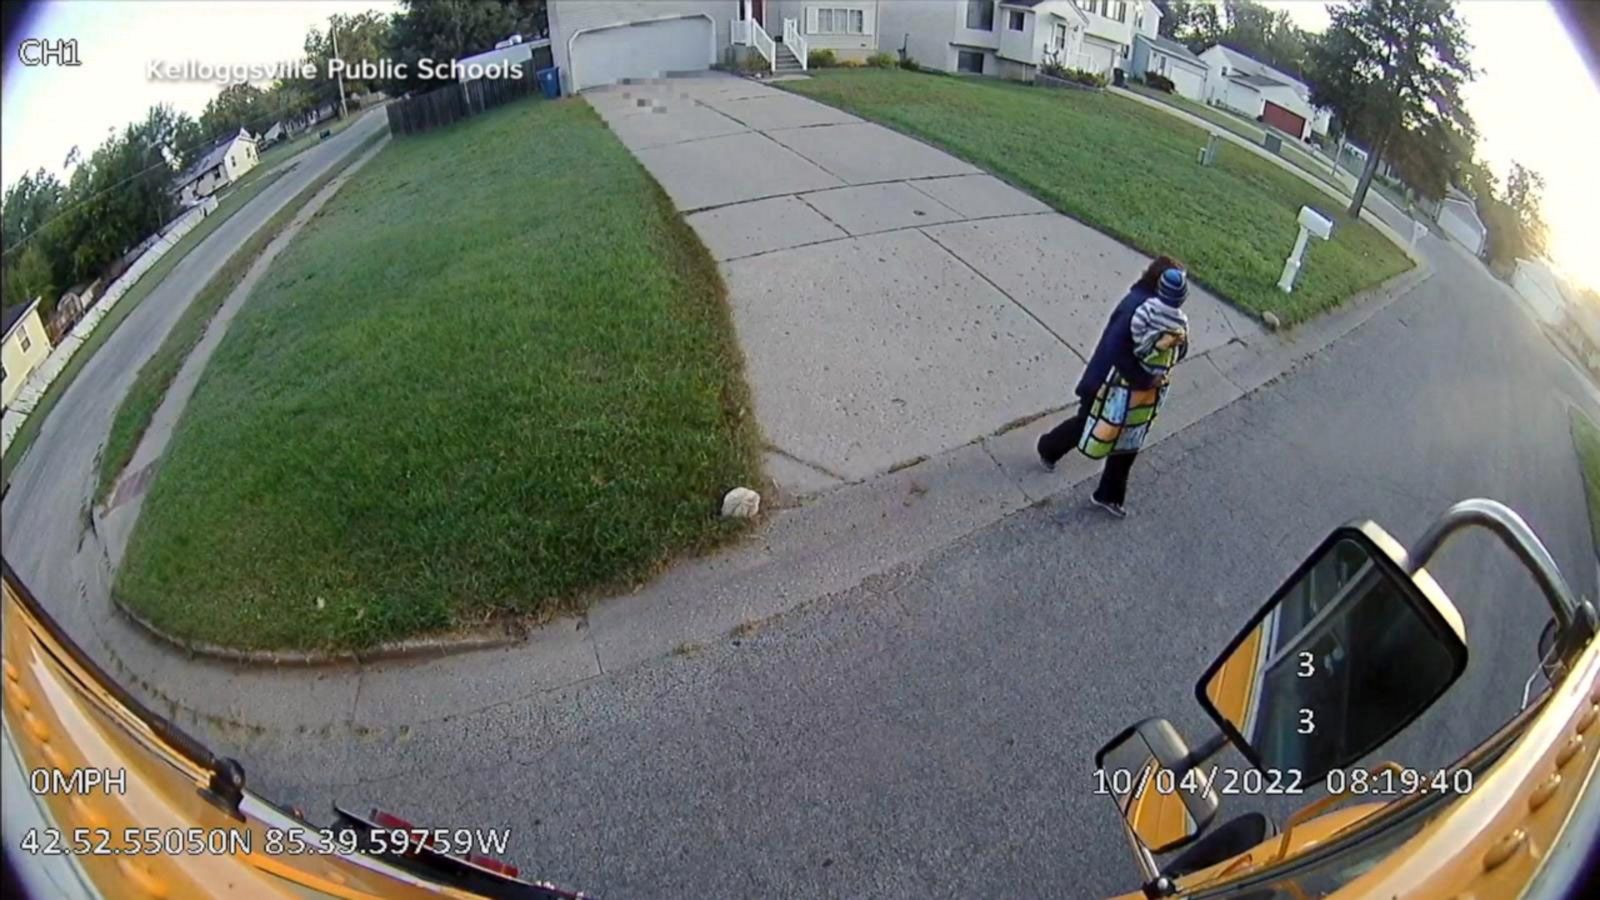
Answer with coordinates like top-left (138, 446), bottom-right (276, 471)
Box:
top-left (1036, 438), bottom-right (1056, 472)
top-left (1091, 495), bottom-right (1128, 518)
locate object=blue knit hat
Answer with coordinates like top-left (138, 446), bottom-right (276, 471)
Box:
top-left (1156, 267), bottom-right (1188, 306)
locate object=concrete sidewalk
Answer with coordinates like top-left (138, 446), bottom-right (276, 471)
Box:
top-left (586, 73), bottom-right (1261, 495)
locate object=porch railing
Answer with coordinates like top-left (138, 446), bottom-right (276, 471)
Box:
top-left (783, 18), bottom-right (808, 71)
top-left (731, 18), bottom-right (751, 45)
top-left (751, 21), bottom-right (776, 72)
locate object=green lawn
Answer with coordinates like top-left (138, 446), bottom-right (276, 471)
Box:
top-left (1571, 410), bottom-right (1600, 559)
top-left (96, 140), bottom-right (380, 503)
top-left (1125, 84), bottom-right (1340, 189)
top-left (1, 168), bottom-right (287, 482)
top-left (783, 71), bottom-right (1410, 323)
top-left (116, 97), bottom-right (762, 652)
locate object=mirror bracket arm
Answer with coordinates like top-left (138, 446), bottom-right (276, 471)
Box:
top-left (1405, 499), bottom-right (1598, 644)
top-left (1171, 730), bottom-right (1230, 779)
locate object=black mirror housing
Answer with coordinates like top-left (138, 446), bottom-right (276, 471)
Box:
top-left (1194, 522), bottom-right (1468, 785)
top-left (1095, 718), bottom-right (1221, 854)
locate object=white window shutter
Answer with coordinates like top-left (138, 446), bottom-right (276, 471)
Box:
top-left (807, 6), bottom-right (819, 33)
top-left (861, 6), bottom-right (874, 35)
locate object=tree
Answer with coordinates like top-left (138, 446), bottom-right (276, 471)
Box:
top-left (1305, 0), bottom-right (1476, 217)
top-left (0, 243), bottom-right (56, 313)
top-left (1, 169), bottom-right (65, 254)
top-left (385, 0), bottom-right (548, 94)
top-left (304, 11), bottom-right (393, 110)
top-left (200, 82), bottom-right (270, 141)
top-left (1385, 115), bottom-right (1475, 203)
top-left (1156, 0), bottom-right (1222, 51)
top-left (0, 171), bottom-right (64, 310)
top-left (1502, 162), bottom-right (1548, 258)
top-left (1, 103), bottom-right (196, 312)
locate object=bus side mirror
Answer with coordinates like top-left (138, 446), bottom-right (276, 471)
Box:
top-left (1195, 523), bottom-right (1468, 784)
top-left (1095, 718), bottom-right (1220, 854)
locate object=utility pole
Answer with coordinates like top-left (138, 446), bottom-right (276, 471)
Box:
top-left (331, 17), bottom-right (349, 119)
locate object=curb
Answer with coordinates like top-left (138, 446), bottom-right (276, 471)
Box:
top-left (107, 590), bottom-right (525, 667)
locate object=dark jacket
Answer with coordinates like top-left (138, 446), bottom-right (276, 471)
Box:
top-left (1074, 288), bottom-right (1164, 399)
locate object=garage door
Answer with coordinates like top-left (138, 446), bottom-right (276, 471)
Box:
top-left (1170, 66), bottom-right (1204, 101)
top-left (570, 16), bottom-right (714, 91)
top-left (1262, 101), bottom-right (1307, 139)
top-left (1081, 40), bottom-right (1115, 77)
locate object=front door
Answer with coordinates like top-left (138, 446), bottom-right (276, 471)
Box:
top-left (751, 0), bottom-right (764, 27)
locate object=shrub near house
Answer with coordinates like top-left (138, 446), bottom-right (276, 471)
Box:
top-left (1144, 71), bottom-right (1175, 93)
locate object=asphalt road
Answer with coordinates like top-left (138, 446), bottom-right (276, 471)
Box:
top-left (188, 230), bottom-right (1600, 898)
top-left (1, 110), bottom-right (387, 614)
top-left (4, 145), bottom-right (1594, 897)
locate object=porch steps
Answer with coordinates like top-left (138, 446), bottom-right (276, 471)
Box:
top-left (774, 42), bottom-right (804, 74)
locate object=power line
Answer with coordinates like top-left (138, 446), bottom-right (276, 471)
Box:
top-left (2, 92), bottom-right (344, 260)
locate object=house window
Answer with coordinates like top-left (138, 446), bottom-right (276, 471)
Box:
top-left (18, 331), bottom-right (30, 353)
top-left (957, 49), bottom-right (985, 73)
top-left (1053, 23), bottom-right (1067, 49)
top-left (965, 0), bottom-right (994, 31)
top-left (1008, 10), bottom-right (1025, 31)
top-left (816, 7), bottom-right (866, 35)
top-left (1115, 1), bottom-right (1128, 22)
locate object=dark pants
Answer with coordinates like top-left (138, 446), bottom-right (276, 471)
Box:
top-left (1038, 399), bottom-right (1138, 505)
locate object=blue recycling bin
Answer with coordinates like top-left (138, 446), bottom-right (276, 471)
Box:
top-left (536, 67), bottom-right (561, 99)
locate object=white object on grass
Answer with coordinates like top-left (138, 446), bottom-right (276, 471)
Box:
top-left (721, 487), bottom-right (761, 519)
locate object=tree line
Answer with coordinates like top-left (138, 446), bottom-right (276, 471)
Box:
top-left (1155, 0), bottom-right (1547, 275)
top-left (1, 0), bottom-right (547, 319)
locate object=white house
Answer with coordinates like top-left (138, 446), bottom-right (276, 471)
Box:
top-left (173, 128), bottom-right (259, 207)
top-left (549, 1), bottom-right (738, 93)
top-left (259, 122), bottom-right (285, 147)
top-left (1199, 44), bottom-right (1328, 141)
top-left (876, 0), bottom-right (1157, 79)
top-left (455, 33), bottom-right (555, 81)
top-left (1437, 187), bottom-right (1486, 257)
top-left (2, 298), bottom-right (51, 410)
top-left (1512, 258), bottom-right (1573, 328)
top-left (767, 0), bottom-right (882, 63)
top-left (1129, 32), bottom-right (1206, 100)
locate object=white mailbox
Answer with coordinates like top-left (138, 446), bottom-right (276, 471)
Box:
top-left (1298, 206), bottom-right (1334, 240)
top-left (1280, 206), bottom-right (1334, 293)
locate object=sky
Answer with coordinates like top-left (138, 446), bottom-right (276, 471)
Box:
top-left (1, 1), bottom-right (400, 185)
top-left (1262, 0), bottom-right (1600, 294)
top-left (3, 0), bottom-right (1598, 290)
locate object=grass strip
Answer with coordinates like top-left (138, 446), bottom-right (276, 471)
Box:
top-left (96, 134), bottom-right (382, 502)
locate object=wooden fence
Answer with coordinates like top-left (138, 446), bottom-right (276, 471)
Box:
top-left (386, 50), bottom-right (555, 137)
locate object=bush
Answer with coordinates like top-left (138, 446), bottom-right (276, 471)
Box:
top-left (1144, 71), bottom-right (1175, 93)
top-left (866, 51), bottom-right (896, 69)
top-left (1038, 63), bottom-right (1106, 88)
top-left (898, 56), bottom-right (921, 72)
top-left (808, 48), bottom-right (837, 68)
top-left (1064, 67), bottom-right (1107, 88)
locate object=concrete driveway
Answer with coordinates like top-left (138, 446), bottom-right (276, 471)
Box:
top-left (584, 74), bottom-right (1260, 495)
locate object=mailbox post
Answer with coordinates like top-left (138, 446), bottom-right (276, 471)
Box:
top-left (1279, 206), bottom-right (1334, 293)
